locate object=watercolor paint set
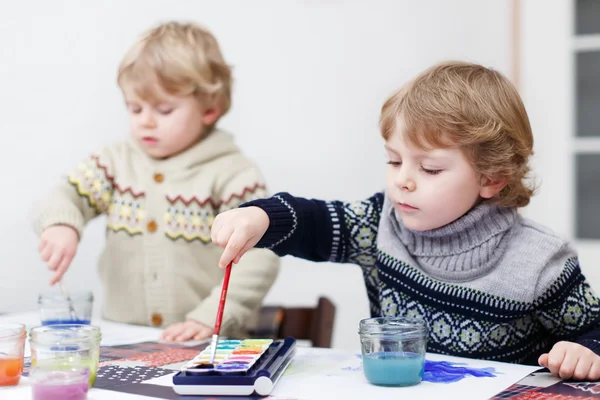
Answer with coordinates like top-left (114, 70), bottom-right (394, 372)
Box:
top-left (172, 337), bottom-right (296, 396)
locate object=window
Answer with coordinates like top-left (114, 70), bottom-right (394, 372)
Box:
top-left (575, 0), bottom-right (600, 238)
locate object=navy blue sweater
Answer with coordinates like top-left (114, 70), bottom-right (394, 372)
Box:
top-left (242, 192), bottom-right (600, 365)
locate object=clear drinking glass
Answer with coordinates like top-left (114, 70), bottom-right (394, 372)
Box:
top-left (358, 317), bottom-right (428, 386)
top-left (29, 324), bottom-right (101, 387)
top-left (38, 291), bottom-right (93, 325)
top-left (0, 324), bottom-right (26, 386)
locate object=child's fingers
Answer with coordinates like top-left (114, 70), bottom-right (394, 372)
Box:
top-left (160, 329), bottom-right (173, 340)
top-left (218, 229), bottom-right (246, 269)
top-left (39, 243), bottom-right (53, 262)
top-left (175, 326), bottom-right (197, 342)
top-left (53, 255), bottom-right (73, 284)
top-left (213, 223), bottom-right (234, 249)
top-left (38, 239), bottom-right (48, 254)
top-left (588, 359), bottom-right (600, 381)
top-left (233, 238), bottom-right (257, 265)
top-left (47, 250), bottom-right (63, 271)
top-left (547, 348), bottom-right (567, 377)
top-left (538, 353), bottom-right (549, 368)
top-left (193, 326), bottom-right (212, 341)
top-left (210, 215), bottom-right (223, 243)
top-left (161, 323), bottom-right (184, 340)
top-left (49, 268), bottom-right (65, 286)
top-left (557, 354), bottom-right (577, 380)
top-left (573, 356), bottom-right (593, 380)
top-left (221, 229), bottom-right (256, 269)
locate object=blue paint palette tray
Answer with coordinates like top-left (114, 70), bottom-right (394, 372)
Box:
top-left (172, 337), bottom-right (296, 396)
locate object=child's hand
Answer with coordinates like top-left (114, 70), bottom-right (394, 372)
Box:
top-left (161, 320), bottom-right (213, 342)
top-left (38, 225), bottom-right (79, 286)
top-left (211, 206), bottom-right (270, 269)
top-left (538, 341), bottom-right (600, 381)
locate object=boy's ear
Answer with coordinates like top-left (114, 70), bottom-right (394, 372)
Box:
top-left (479, 175), bottom-right (508, 199)
top-left (202, 108), bottom-right (221, 126)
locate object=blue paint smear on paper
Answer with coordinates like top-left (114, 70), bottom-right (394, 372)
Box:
top-left (350, 354), bottom-right (497, 384)
top-left (422, 360), bottom-right (498, 383)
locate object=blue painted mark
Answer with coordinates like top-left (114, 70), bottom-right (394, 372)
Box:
top-left (422, 360), bottom-right (498, 383)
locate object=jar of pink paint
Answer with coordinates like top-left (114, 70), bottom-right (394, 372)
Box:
top-left (30, 367), bottom-right (89, 400)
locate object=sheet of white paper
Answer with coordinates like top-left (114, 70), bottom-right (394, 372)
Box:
top-left (271, 347), bottom-right (541, 400)
top-left (142, 372), bottom-right (177, 387)
top-left (93, 319), bottom-right (162, 346)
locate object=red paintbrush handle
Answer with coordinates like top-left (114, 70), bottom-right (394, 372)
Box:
top-left (213, 263), bottom-right (232, 335)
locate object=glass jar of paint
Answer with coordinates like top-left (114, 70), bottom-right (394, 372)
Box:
top-left (38, 290), bottom-right (93, 325)
top-left (29, 324), bottom-right (101, 388)
top-left (0, 324), bottom-right (26, 386)
top-left (358, 317), bottom-right (428, 387)
top-left (30, 367), bottom-right (89, 400)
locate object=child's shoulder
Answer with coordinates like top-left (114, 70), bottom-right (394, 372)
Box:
top-left (509, 214), bottom-right (579, 291)
top-left (515, 215), bottom-right (571, 250)
top-left (85, 139), bottom-right (135, 160)
top-left (510, 214), bottom-right (575, 262)
top-left (72, 140), bottom-right (135, 175)
top-left (200, 129), bottom-right (260, 173)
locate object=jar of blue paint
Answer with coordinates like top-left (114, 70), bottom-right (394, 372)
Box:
top-left (359, 317), bottom-right (428, 387)
top-left (38, 291), bottom-right (93, 325)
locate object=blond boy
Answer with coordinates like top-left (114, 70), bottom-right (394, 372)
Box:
top-left (212, 62), bottom-right (600, 380)
top-left (33, 21), bottom-right (279, 341)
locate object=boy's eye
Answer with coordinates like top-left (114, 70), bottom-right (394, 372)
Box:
top-left (129, 106), bottom-right (142, 114)
top-left (387, 160), bottom-right (402, 167)
top-left (156, 106), bottom-right (174, 115)
top-left (421, 167), bottom-right (442, 175)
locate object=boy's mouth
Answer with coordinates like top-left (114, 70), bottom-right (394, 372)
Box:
top-left (398, 202), bottom-right (418, 212)
top-left (142, 137), bottom-right (158, 144)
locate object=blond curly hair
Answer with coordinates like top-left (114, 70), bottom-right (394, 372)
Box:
top-left (380, 61), bottom-right (536, 208)
top-left (118, 21), bottom-right (232, 125)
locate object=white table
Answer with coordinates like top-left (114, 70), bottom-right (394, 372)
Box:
top-left (0, 311), bottom-right (540, 400)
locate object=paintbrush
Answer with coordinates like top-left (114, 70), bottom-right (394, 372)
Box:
top-left (208, 262), bottom-right (233, 365)
top-left (58, 280), bottom-right (78, 322)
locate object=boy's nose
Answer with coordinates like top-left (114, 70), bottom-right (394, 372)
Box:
top-left (139, 110), bottom-right (157, 128)
top-left (395, 170), bottom-right (416, 192)
top-left (400, 179), bottom-right (416, 192)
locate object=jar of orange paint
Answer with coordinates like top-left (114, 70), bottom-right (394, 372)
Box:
top-left (0, 323), bottom-right (26, 386)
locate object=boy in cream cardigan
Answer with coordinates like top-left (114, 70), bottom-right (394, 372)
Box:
top-left (32, 21), bottom-right (280, 341)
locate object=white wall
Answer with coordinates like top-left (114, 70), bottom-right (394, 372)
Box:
top-left (0, 0), bottom-right (512, 350)
top-left (520, 0), bottom-right (573, 237)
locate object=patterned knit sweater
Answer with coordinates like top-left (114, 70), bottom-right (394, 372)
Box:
top-left (242, 192), bottom-right (600, 365)
top-left (31, 129), bottom-right (280, 337)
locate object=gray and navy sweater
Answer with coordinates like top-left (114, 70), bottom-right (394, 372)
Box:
top-left (242, 192), bottom-right (600, 365)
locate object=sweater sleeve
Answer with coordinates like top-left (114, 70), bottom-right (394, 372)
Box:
top-left (241, 192), bottom-right (385, 317)
top-left (31, 149), bottom-right (115, 238)
top-left (186, 164), bottom-right (280, 335)
top-left (240, 191), bottom-right (384, 266)
top-left (533, 245), bottom-right (600, 355)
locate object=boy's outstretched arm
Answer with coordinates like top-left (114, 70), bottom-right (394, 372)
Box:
top-left (211, 191), bottom-right (384, 269)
